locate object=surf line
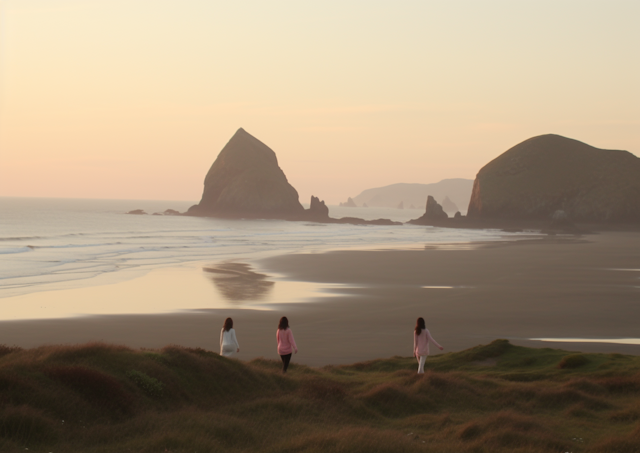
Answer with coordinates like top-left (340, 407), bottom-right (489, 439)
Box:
top-left (531, 338), bottom-right (640, 345)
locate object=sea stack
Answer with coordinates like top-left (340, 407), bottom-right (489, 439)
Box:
top-left (187, 128), bottom-right (305, 219)
top-left (340, 197), bottom-right (357, 207)
top-left (467, 134), bottom-right (640, 222)
top-left (408, 196), bottom-right (448, 225)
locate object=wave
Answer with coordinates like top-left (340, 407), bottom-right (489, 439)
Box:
top-left (25, 242), bottom-right (124, 250)
top-left (0, 247), bottom-right (32, 255)
top-left (0, 236), bottom-right (43, 241)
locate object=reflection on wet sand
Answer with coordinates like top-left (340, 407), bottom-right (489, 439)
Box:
top-left (203, 262), bottom-right (275, 302)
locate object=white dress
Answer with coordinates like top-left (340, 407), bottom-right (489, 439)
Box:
top-left (220, 328), bottom-right (240, 357)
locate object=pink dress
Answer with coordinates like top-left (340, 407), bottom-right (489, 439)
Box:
top-left (277, 328), bottom-right (298, 355)
top-left (414, 328), bottom-right (442, 357)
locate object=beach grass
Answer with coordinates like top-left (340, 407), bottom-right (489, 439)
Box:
top-left (1, 340), bottom-right (639, 452)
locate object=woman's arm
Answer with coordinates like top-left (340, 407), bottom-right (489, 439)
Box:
top-left (220, 329), bottom-right (224, 351)
top-left (413, 332), bottom-right (417, 357)
top-left (426, 329), bottom-right (444, 351)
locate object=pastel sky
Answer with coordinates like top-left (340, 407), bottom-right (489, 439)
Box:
top-left (1, 0), bottom-right (638, 204)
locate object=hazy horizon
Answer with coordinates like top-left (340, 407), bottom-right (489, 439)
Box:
top-left (1, 1), bottom-right (638, 204)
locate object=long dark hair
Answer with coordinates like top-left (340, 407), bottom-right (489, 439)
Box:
top-left (278, 316), bottom-right (289, 330)
top-left (223, 317), bottom-right (233, 332)
top-left (415, 317), bottom-right (426, 335)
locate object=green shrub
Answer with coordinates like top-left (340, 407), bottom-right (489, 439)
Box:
top-left (126, 370), bottom-right (163, 397)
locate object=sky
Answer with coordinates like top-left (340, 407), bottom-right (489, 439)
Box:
top-left (1, 0), bottom-right (638, 204)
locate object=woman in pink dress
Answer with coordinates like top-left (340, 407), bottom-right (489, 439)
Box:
top-left (276, 316), bottom-right (298, 373)
top-left (413, 317), bottom-right (443, 374)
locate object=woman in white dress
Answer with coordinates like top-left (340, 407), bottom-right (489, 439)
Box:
top-left (220, 317), bottom-right (240, 357)
top-left (413, 317), bottom-right (443, 374)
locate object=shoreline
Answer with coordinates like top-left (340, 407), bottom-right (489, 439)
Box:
top-left (0, 231), bottom-right (639, 365)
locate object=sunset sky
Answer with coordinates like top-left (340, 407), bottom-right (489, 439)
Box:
top-left (1, 0), bottom-right (638, 204)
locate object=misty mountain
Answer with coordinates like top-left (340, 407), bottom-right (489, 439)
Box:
top-left (349, 179), bottom-right (473, 213)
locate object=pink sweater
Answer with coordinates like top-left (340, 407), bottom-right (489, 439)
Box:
top-left (414, 328), bottom-right (442, 357)
top-left (277, 328), bottom-right (298, 355)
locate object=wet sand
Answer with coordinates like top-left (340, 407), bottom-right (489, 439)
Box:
top-left (1, 232), bottom-right (639, 366)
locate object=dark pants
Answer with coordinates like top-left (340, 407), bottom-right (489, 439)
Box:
top-left (280, 353), bottom-right (292, 373)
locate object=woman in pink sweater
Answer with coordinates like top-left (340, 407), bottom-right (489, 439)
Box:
top-left (413, 317), bottom-right (443, 374)
top-left (276, 316), bottom-right (298, 373)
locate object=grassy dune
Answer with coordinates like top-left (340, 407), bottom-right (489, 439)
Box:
top-left (1, 340), bottom-right (639, 452)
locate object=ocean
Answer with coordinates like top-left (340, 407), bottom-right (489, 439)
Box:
top-left (0, 197), bottom-right (531, 319)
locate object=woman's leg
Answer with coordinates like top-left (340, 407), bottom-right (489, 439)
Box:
top-left (280, 353), bottom-right (292, 373)
top-left (417, 355), bottom-right (426, 374)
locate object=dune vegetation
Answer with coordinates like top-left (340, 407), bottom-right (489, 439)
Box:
top-left (1, 339), bottom-right (639, 452)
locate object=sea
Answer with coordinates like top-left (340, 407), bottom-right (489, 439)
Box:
top-left (0, 197), bottom-right (533, 319)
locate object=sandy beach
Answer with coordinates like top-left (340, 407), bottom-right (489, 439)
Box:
top-left (1, 231), bottom-right (639, 366)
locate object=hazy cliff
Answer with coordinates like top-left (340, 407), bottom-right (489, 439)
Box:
top-left (350, 179), bottom-right (473, 212)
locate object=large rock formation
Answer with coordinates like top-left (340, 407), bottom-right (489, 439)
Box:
top-left (467, 134), bottom-right (640, 222)
top-left (187, 128), bottom-right (304, 219)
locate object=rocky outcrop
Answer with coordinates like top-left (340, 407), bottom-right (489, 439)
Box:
top-left (467, 134), bottom-right (640, 222)
top-left (187, 128), bottom-right (304, 219)
top-left (441, 196), bottom-right (459, 214)
top-left (425, 196), bottom-right (448, 220)
top-left (300, 196), bottom-right (400, 225)
top-left (334, 217), bottom-right (401, 226)
top-left (126, 209), bottom-right (147, 215)
top-left (397, 201), bottom-right (404, 209)
top-left (340, 197), bottom-right (357, 207)
top-left (407, 196), bottom-right (449, 225)
top-left (305, 196), bottom-right (330, 221)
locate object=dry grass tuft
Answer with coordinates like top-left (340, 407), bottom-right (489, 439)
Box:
top-left (590, 424), bottom-right (640, 453)
top-left (45, 365), bottom-right (133, 414)
top-left (0, 345), bottom-right (22, 359)
top-left (559, 353), bottom-right (589, 369)
top-left (0, 406), bottom-right (57, 445)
